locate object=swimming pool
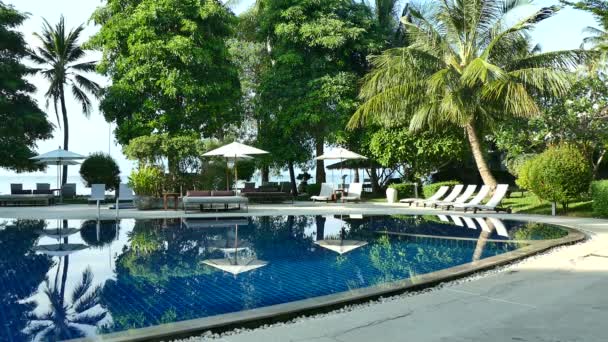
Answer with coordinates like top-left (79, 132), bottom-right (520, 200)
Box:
top-left (0, 215), bottom-right (573, 341)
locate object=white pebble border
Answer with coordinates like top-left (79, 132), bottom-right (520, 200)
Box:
top-left (170, 238), bottom-right (589, 342)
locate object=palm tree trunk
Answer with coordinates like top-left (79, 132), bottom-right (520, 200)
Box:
top-left (288, 160), bottom-right (298, 196)
top-left (315, 138), bottom-right (326, 183)
top-left (465, 123), bottom-right (497, 188)
top-left (60, 89), bottom-right (69, 186)
top-left (593, 150), bottom-right (605, 180)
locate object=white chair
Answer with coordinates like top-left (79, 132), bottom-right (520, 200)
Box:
top-left (488, 217), bottom-right (510, 237)
top-left (342, 183), bottom-right (362, 202)
top-left (90, 184), bottom-right (106, 218)
top-left (115, 183), bottom-right (135, 218)
top-left (419, 184), bottom-right (464, 207)
top-left (462, 216), bottom-right (477, 229)
top-left (450, 185), bottom-right (491, 210)
top-left (311, 183), bottom-right (334, 202)
top-left (400, 186), bottom-right (449, 206)
top-left (458, 184), bottom-right (511, 213)
top-left (434, 185), bottom-right (477, 208)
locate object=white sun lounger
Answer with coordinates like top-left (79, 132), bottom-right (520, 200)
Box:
top-left (434, 184), bottom-right (477, 208)
top-left (311, 183), bottom-right (334, 202)
top-left (462, 216), bottom-right (477, 229)
top-left (450, 215), bottom-right (464, 226)
top-left (420, 184), bottom-right (464, 207)
top-left (437, 215), bottom-right (450, 222)
top-left (342, 183), bottom-right (362, 202)
top-left (449, 185), bottom-right (490, 210)
top-left (400, 186), bottom-right (450, 206)
top-left (90, 184), bottom-right (106, 218)
top-left (456, 184), bottom-right (511, 213)
top-left (488, 217), bottom-right (510, 237)
top-left (115, 183), bottom-right (135, 218)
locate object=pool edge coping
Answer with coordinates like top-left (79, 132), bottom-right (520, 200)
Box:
top-left (67, 224), bottom-right (587, 342)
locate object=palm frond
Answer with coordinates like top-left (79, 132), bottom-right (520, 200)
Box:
top-left (71, 311), bottom-right (107, 326)
top-left (73, 74), bottom-right (101, 97)
top-left (71, 268), bottom-right (93, 304)
top-left (71, 61), bottom-right (97, 72)
top-left (71, 84), bottom-right (92, 117)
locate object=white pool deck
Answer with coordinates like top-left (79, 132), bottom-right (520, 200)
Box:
top-left (2, 202), bottom-right (608, 342)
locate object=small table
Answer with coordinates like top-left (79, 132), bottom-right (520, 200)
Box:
top-left (333, 189), bottom-right (345, 202)
top-left (163, 193), bottom-right (180, 210)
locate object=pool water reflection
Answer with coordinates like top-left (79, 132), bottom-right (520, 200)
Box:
top-left (0, 215), bottom-right (567, 341)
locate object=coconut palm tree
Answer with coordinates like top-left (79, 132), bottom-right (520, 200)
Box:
top-left (26, 268), bottom-right (106, 340)
top-left (29, 16), bottom-right (101, 186)
top-left (349, 0), bottom-right (587, 187)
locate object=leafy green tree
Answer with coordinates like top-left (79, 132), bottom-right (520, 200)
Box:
top-left (28, 16), bottom-right (101, 185)
top-left (349, 0), bottom-right (586, 188)
top-left (367, 126), bottom-right (465, 180)
top-left (495, 74), bottom-right (608, 178)
top-left (89, 0), bottom-right (242, 146)
top-left (254, 0), bottom-right (377, 189)
top-left (79, 153), bottom-right (121, 191)
top-left (0, 2), bottom-right (53, 172)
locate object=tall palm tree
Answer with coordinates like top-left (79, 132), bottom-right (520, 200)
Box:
top-left (29, 16), bottom-right (100, 186)
top-left (349, 0), bottom-right (586, 187)
top-left (26, 268), bottom-right (106, 340)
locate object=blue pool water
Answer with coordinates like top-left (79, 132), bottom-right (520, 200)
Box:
top-left (0, 215), bottom-right (567, 341)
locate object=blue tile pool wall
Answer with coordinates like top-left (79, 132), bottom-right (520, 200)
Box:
top-left (0, 216), bottom-right (566, 341)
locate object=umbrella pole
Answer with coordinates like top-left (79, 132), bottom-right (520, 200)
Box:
top-left (234, 156), bottom-right (238, 194)
top-left (225, 157), bottom-right (230, 191)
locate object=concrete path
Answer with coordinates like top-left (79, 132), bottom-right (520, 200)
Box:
top-left (201, 216), bottom-right (608, 342)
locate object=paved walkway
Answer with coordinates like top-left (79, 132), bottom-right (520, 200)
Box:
top-left (2, 203), bottom-right (607, 341)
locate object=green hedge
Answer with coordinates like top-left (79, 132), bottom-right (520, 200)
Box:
top-left (306, 183), bottom-right (322, 196)
top-left (591, 180), bottom-right (608, 217)
top-left (423, 180), bottom-right (459, 198)
top-left (389, 183), bottom-right (418, 199)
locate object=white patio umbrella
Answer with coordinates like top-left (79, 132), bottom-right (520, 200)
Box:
top-left (35, 228), bottom-right (80, 240)
top-left (314, 239), bottom-right (368, 255)
top-left (34, 243), bottom-right (88, 257)
top-left (30, 147), bottom-right (86, 192)
top-left (203, 142), bottom-right (269, 191)
top-left (201, 224), bottom-right (267, 276)
top-left (315, 147), bottom-right (367, 188)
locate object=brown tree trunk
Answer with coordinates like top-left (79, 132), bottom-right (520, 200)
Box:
top-left (60, 89), bottom-right (69, 186)
top-left (261, 165), bottom-right (269, 183)
top-left (354, 168), bottom-right (360, 183)
top-left (369, 168), bottom-right (381, 194)
top-left (465, 123), bottom-right (497, 188)
top-left (315, 139), bottom-right (326, 183)
top-left (288, 161), bottom-right (298, 196)
top-left (315, 215), bottom-right (326, 241)
top-left (593, 150), bottom-right (605, 180)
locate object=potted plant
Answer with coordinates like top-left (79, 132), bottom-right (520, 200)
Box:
top-left (129, 166), bottom-right (163, 210)
top-left (296, 172), bottom-right (312, 193)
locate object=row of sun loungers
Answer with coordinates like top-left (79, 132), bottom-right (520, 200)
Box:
top-left (437, 215), bottom-right (510, 237)
top-left (400, 184), bottom-right (511, 213)
top-left (311, 183), bottom-right (362, 203)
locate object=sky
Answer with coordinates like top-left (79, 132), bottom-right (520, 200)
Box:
top-left (0, 0), bottom-right (599, 179)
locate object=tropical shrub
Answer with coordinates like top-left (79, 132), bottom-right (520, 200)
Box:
top-left (79, 153), bottom-right (121, 191)
top-left (306, 183), bottom-right (322, 196)
top-left (516, 157), bottom-right (535, 190)
top-left (128, 166), bottom-right (163, 197)
top-left (389, 183), bottom-right (418, 199)
top-left (527, 145), bottom-right (593, 209)
top-left (591, 180), bottom-right (608, 217)
top-left (423, 181), bottom-right (459, 198)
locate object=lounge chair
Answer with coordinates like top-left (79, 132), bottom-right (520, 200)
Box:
top-left (456, 184), bottom-right (511, 213)
top-left (434, 185), bottom-right (477, 208)
top-left (90, 184), bottom-right (106, 218)
top-left (182, 190), bottom-right (248, 213)
top-left (62, 183), bottom-right (76, 199)
top-left (487, 217), bottom-right (510, 237)
top-left (400, 185), bottom-right (449, 206)
top-left (10, 183), bottom-right (26, 194)
top-left (447, 185), bottom-right (491, 210)
top-left (462, 216), bottom-right (477, 229)
top-left (115, 183), bottom-right (135, 217)
top-left (417, 184), bottom-right (464, 207)
top-left (342, 183), bottom-right (362, 202)
top-left (450, 215), bottom-right (464, 226)
top-left (437, 214), bottom-right (450, 222)
top-left (311, 183), bottom-right (334, 202)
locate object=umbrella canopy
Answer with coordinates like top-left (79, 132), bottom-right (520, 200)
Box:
top-left (326, 159), bottom-right (382, 170)
top-left (315, 147), bottom-right (367, 160)
top-left (203, 142), bottom-right (269, 190)
top-left (203, 142), bottom-right (269, 157)
top-left (202, 258), bottom-right (267, 275)
top-left (34, 243), bottom-right (88, 257)
top-left (35, 228), bottom-right (80, 240)
top-left (30, 148), bottom-right (85, 162)
top-left (314, 240), bottom-right (368, 255)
